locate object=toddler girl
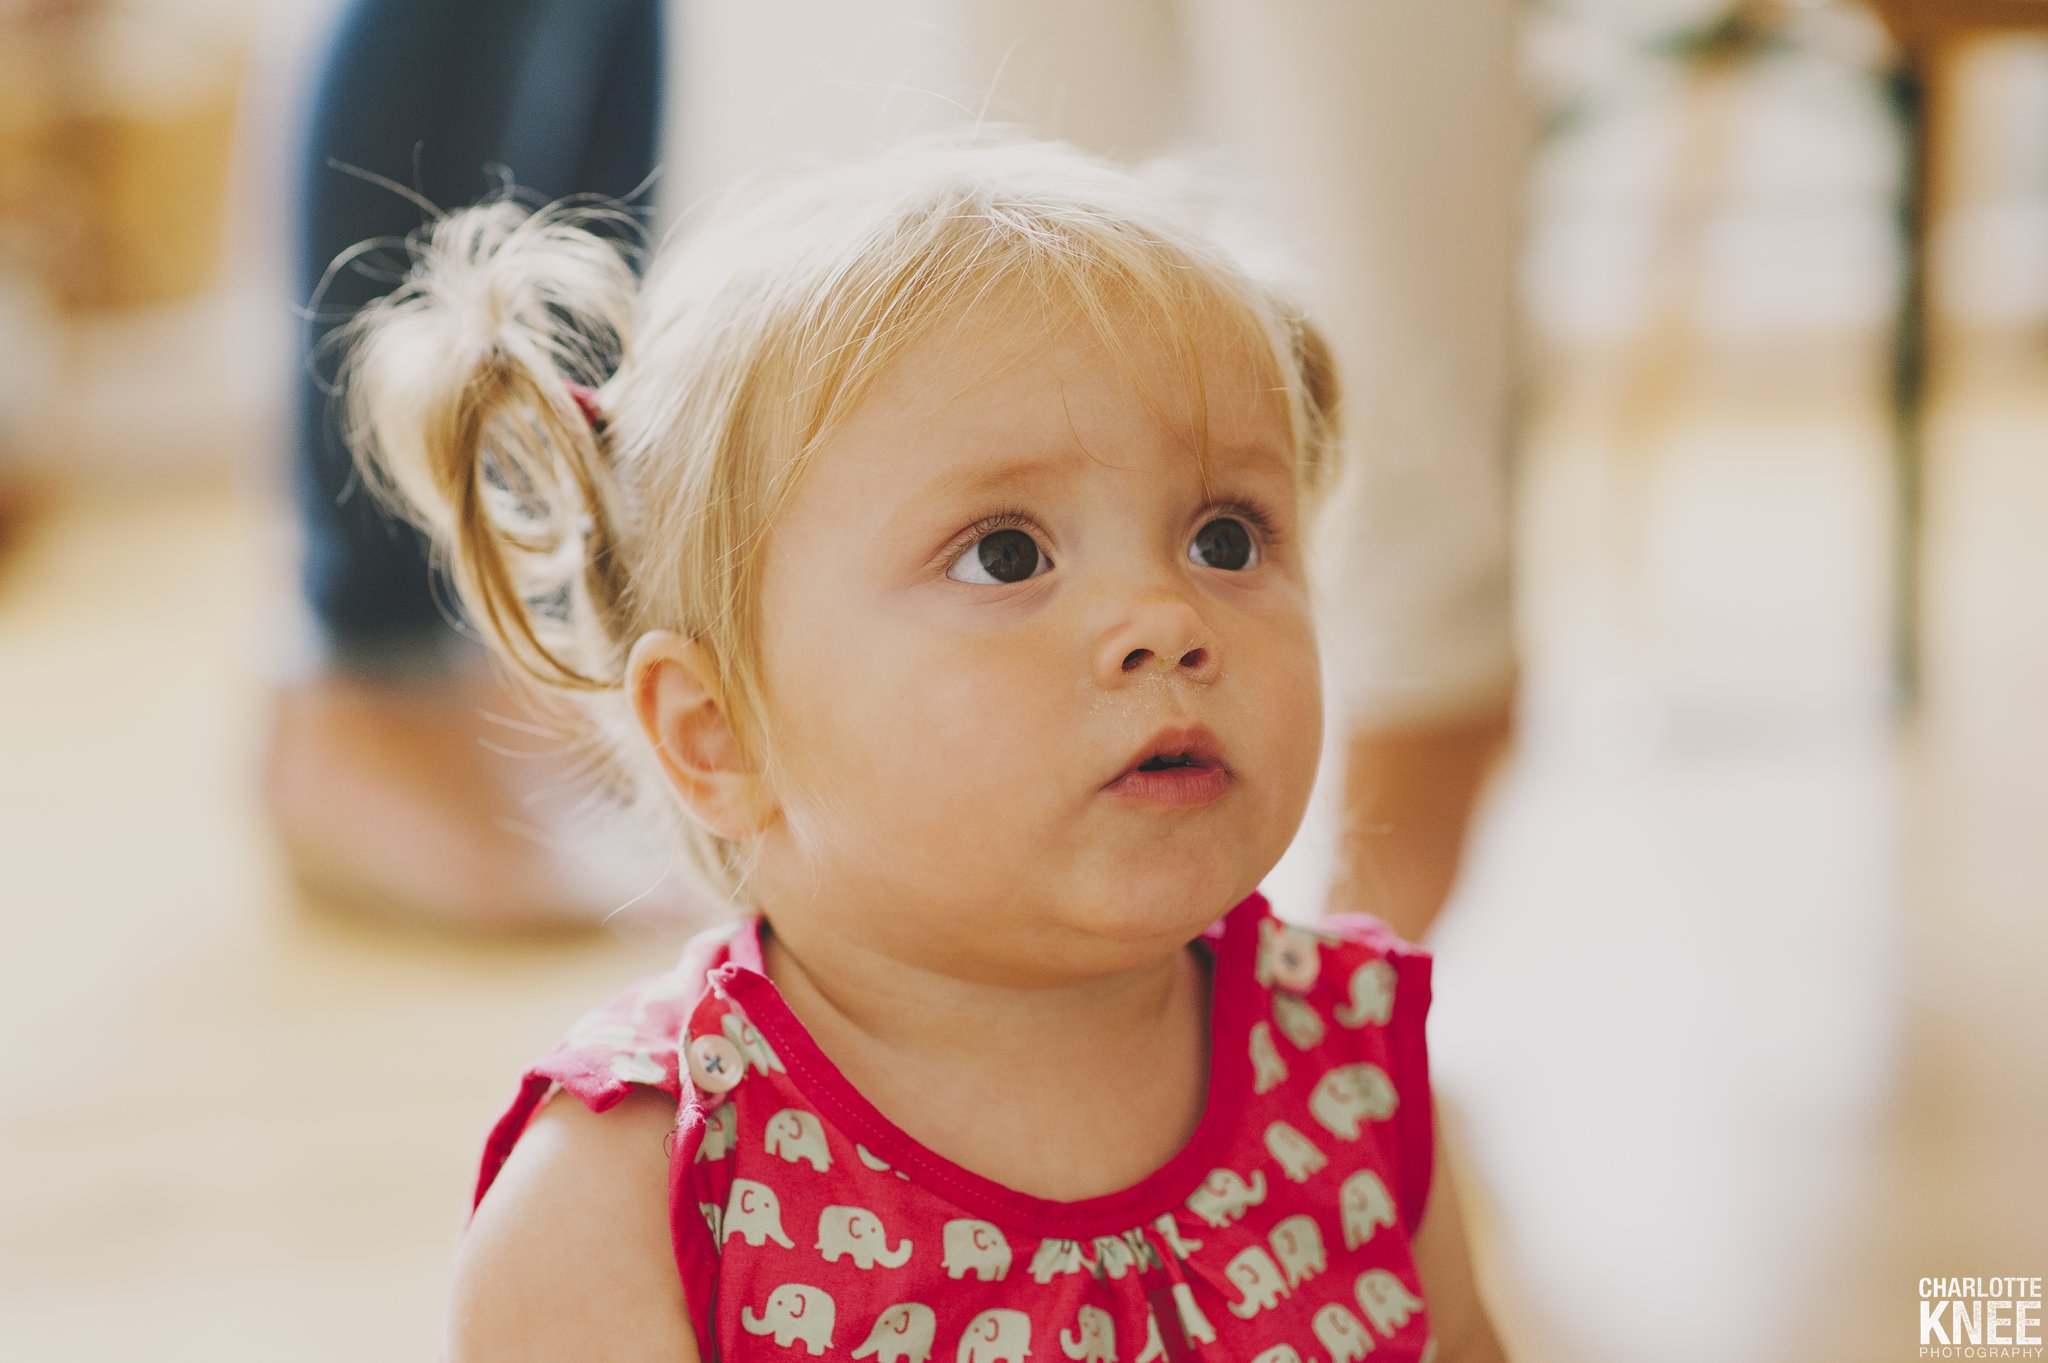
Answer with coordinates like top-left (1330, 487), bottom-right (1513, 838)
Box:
top-left (343, 137), bottom-right (1506, 1363)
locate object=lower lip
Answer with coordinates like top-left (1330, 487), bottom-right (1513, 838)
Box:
top-left (1105, 764), bottom-right (1232, 807)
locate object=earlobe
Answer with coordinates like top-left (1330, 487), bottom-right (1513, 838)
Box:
top-left (625, 631), bottom-right (774, 840)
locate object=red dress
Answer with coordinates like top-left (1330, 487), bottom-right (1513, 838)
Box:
top-left (477, 891), bottom-right (1439, 1362)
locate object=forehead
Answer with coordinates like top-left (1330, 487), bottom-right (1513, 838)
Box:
top-left (811, 287), bottom-right (1297, 502)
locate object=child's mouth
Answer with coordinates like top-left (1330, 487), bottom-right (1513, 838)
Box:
top-left (1107, 725), bottom-right (1232, 807)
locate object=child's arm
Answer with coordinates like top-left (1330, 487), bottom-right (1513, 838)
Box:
top-left (1410, 1098), bottom-right (1511, 1363)
top-left (448, 1088), bottom-right (700, 1363)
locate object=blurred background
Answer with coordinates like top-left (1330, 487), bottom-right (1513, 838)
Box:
top-left (1, 0), bottom-right (2044, 1359)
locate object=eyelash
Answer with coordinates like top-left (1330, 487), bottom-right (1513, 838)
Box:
top-left (937, 498), bottom-right (1286, 575)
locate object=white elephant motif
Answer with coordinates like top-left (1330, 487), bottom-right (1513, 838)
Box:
top-left (1339, 1169), bottom-right (1398, 1250)
top-left (855, 1143), bottom-right (910, 1179)
top-left (1134, 1308), bottom-right (1166, 1363)
top-left (741, 1283), bottom-right (835, 1355)
top-left (1170, 1282), bottom-right (1217, 1344)
top-left (1186, 1167), bottom-right (1267, 1228)
top-left (608, 1050), bottom-right (666, 1084)
top-left (765, 1107), bottom-right (831, 1171)
top-left (1309, 1063), bottom-right (1398, 1140)
top-left (723, 1178), bottom-right (795, 1248)
top-left (942, 1219), bottom-right (1012, 1281)
top-left (698, 1201), bottom-right (722, 1241)
top-left (1152, 1214), bottom-right (1203, 1260)
top-left (958, 1308), bottom-right (1032, 1363)
top-left (1091, 1232), bottom-right (1151, 1278)
top-left (1269, 1212), bottom-right (1327, 1289)
top-left (1250, 1349), bottom-right (1307, 1363)
top-left (1060, 1303), bottom-right (1118, 1361)
top-left (1312, 1302), bottom-right (1377, 1363)
top-left (1334, 959), bottom-right (1396, 1028)
top-left (1263, 1120), bottom-right (1327, 1183)
top-left (1356, 1268), bottom-right (1425, 1338)
top-left (817, 1205), bottom-right (912, 1268)
top-left (722, 1011), bottom-right (786, 1074)
top-left (1256, 917), bottom-right (1323, 992)
top-left (697, 1102), bottom-right (736, 1162)
top-left (1249, 1021), bottom-right (1290, 1095)
top-left (1027, 1237), bottom-right (1090, 1283)
top-left (1224, 1245), bottom-right (1291, 1319)
top-left (853, 1302), bottom-right (937, 1363)
top-left (1272, 991), bottom-right (1326, 1050)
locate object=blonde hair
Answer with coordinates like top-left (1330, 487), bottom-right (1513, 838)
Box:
top-left (341, 134), bottom-right (1343, 910)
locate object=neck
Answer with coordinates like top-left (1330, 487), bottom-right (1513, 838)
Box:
top-left (757, 910), bottom-right (1216, 1197)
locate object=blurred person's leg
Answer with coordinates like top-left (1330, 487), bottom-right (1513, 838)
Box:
top-left (1180, 0), bottom-right (1524, 941)
top-left (270, 0), bottom-right (665, 932)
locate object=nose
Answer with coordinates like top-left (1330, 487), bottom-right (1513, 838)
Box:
top-left (1093, 585), bottom-right (1221, 689)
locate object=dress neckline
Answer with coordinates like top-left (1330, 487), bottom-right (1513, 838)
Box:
top-left (706, 892), bottom-right (1264, 1240)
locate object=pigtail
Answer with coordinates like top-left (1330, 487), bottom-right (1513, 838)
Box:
top-left (1288, 309), bottom-right (1345, 508)
top-left (339, 198), bottom-right (642, 691)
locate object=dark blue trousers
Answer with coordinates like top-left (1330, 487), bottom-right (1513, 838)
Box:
top-left (292, 0), bottom-right (663, 672)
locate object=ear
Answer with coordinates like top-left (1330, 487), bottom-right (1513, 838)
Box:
top-left (626, 631), bottom-right (776, 841)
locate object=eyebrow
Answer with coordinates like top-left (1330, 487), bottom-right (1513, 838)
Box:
top-left (913, 439), bottom-right (1296, 504)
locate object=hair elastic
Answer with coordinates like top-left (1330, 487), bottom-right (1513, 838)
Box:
top-left (565, 383), bottom-right (606, 433)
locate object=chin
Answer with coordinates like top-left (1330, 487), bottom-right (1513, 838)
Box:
top-left (1065, 859), bottom-right (1257, 948)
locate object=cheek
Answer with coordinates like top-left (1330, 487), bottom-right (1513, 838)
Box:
top-left (758, 591), bottom-right (1061, 833)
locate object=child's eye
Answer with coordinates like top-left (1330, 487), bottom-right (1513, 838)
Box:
top-left (947, 526), bottom-right (1051, 585)
top-left (1189, 515), bottom-right (1260, 572)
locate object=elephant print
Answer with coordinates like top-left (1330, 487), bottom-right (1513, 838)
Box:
top-left (1027, 1237), bottom-right (1090, 1283)
top-left (1134, 1308), bottom-right (1167, 1363)
top-left (723, 1179), bottom-right (795, 1248)
top-left (1356, 1268), bottom-right (1425, 1338)
top-left (697, 1102), bottom-right (736, 1162)
top-left (957, 1308), bottom-right (1032, 1363)
top-left (1186, 1167), bottom-right (1267, 1228)
top-left (855, 1143), bottom-right (910, 1179)
top-left (608, 1050), bottom-right (665, 1085)
top-left (1091, 1231), bottom-right (1154, 1278)
top-left (741, 1283), bottom-right (836, 1355)
top-left (1223, 1245), bottom-right (1291, 1319)
top-left (1249, 1021), bottom-right (1290, 1095)
top-left (1271, 990), bottom-right (1326, 1050)
top-left (698, 1201), bottom-right (722, 1241)
top-left (1060, 1303), bottom-right (1117, 1361)
top-left (1339, 1169), bottom-right (1398, 1250)
top-left (1268, 1212), bottom-right (1327, 1289)
top-left (1255, 918), bottom-right (1323, 992)
top-left (1334, 959), bottom-right (1396, 1029)
top-left (721, 1010), bottom-right (785, 1074)
top-left (852, 1302), bottom-right (937, 1363)
top-left (817, 1205), bottom-right (912, 1268)
top-left (764, 1108), bottom-right (831, 1172)
top-left (1308, 1063), bottom-right (1398, 1140)
top-left (1170, 1282), bottom-right (1217, 1345)
top-left (1151, 1213), bottom-right (1203, 1260)
top-left (1249, 1349), bottom-right (1308, 1363)
top-left (941, 1219), bottom-right (1012, 1281)
top-left (1312, 1303), bottom-right (1376, 1363)
top-left (1263, 1120), bottom-right (1327, 1184)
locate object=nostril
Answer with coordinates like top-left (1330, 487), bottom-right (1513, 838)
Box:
top-left (1179, 647), bottom-right (1208, 671)
top-left (1121, 648), bottom-right (1152, 673)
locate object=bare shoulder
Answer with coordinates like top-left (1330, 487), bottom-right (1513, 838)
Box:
top-left (1409, 1097), bottom-right (1511, 1363)
top-left (449, 1088), bottom-right (700, 1363)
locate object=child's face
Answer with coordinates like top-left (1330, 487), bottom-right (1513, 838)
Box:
top-left (750, 295), bottom-right (1323, 975)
